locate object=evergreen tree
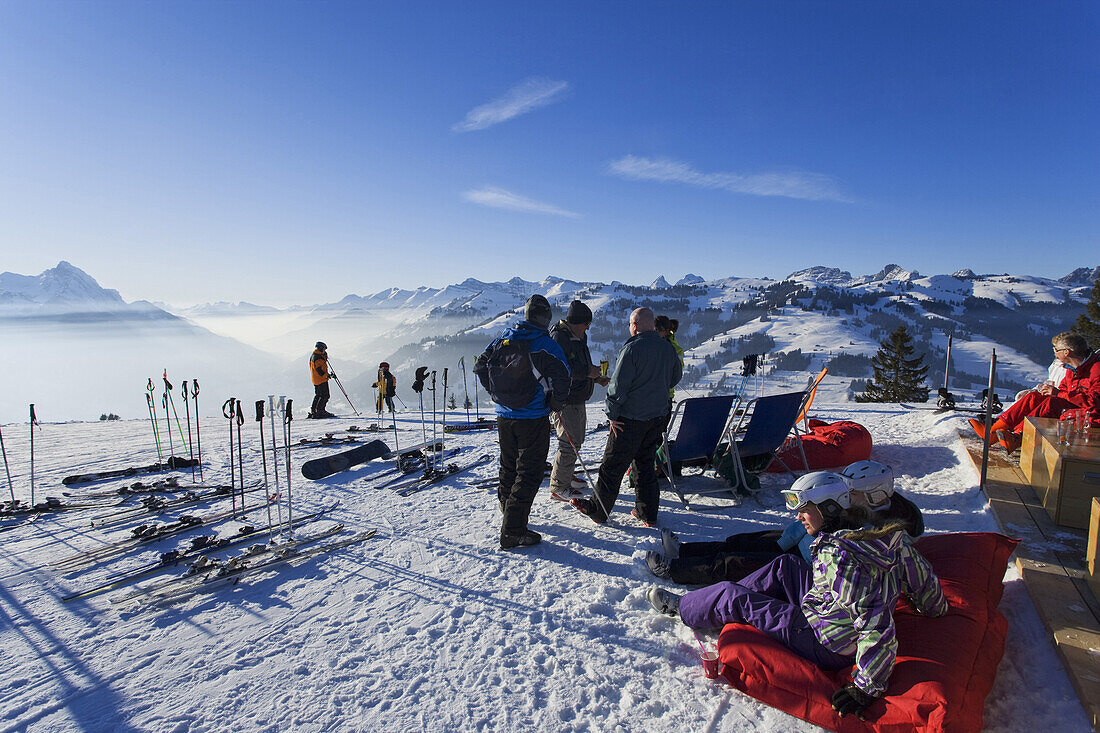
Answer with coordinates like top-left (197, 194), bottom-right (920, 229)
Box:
top-left (1074, 276), bottom-right (1100, 350)
top-left (856, 326), bottom-right (929, 403)
top-left (448, 394), bottom-right (458, 410)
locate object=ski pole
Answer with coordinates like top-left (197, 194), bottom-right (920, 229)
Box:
top-left (473, 360), bottom-right (480, 420)
top-left (256, 400), bottom-right (275, 534)
top-left (162, 392), bottom-right (175, 464)
top-left (235, 399), bottom-right (245, 513)
top-left (429, 370), bottom-right (438, 470)
top-left (223, 398), bottom-right (237, 516)
top-left (327, 359), bottom-right (360, 416)
top-left (440, 368), bottom-right (448, 470)
top-left (284, 399), bottom-right (293, 534)
top-left (269, 396), bottom-right (284, 529)
top-left (147, 379), bottom-right (163, 463)
top-left (460, 356), bottom-right (471, 422)
top-left (0, 423), bottom-right (13, 504)
top-left (163, 370), bottom-right (188, 450)
top-left (181, 380), bottom-right (195, 483)
top-left (552, 411), bottom-right (611, 520)
top-left (191, 380), bottom-right (203, 482)
top-left (29, 404), bottom-right (38, 506)
top-left (145, 392), bottom-right (163, 463)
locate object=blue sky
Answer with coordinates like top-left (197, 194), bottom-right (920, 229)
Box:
top-left (0, 1), bottom-right (1096, 306)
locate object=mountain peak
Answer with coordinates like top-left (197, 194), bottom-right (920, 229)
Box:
top-left (787, 266), bottom-right (853, 285)
top-left (951, 268), bottom-right (978, 280)
top-left (676, 273), bottom-right (705, 286)
top-left (651, 275), bottom-right (671, 289)
top-left (1058, 266), bottom-right (1099, 285)
top-left (869, 264), bottom-right (918, 282)
top-left (0, 261), bottom-right (125, 309)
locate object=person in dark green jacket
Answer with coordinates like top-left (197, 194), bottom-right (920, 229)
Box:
top-left (572, 307), bottom-right (681, 527)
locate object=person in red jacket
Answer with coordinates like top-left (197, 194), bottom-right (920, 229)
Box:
top-left (971, 331), bottom-right (1098, 452)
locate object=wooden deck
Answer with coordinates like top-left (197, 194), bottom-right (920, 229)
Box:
top-left (958, 430), bottom-right (1100, 730)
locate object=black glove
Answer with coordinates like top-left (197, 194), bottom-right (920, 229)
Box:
top-left (328, 371), bottom-right (336, 378)
top-left (830, 683), bottom-right (877, 719)
top-left (547, 397), bottom-right (564, 413)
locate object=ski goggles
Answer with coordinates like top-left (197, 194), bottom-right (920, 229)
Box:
top-left (782, 490), bottom-right (809, 511)
top-left (863, 489), bottom-right (891, 507)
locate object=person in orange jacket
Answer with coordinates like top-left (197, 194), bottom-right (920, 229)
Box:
top-left (309, 341), bottom-right (337, 419)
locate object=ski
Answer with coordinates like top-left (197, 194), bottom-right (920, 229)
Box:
top-left (0, 495), bottom-right (130, 533)
top-left (443, 418), bottom-right (496, 433)
top-left (62, 457), bottom-right (200, 486)
top-left (88, 481), bottom-right (265, 529)
top-left (368, 447), bottom-right (466, 489)
top-left (111, 526), bottom-right (376, 606)
top-left (61, 504), bottom-right (337, 602)
top-left (251, 434), bottom-right (367, 453)
top-left (393, 453), bottom-right (493, 497)
top-left (51, 503), bottom-right (270, 572)
top-left (63, 477), bottom-right (233, 500)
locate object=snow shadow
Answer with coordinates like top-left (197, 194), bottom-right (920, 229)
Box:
top-left (0, 582), bottom-right (140, 732)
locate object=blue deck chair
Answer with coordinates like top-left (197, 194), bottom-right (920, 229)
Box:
top-left (659, 395), bottom-right (736, 510)
top-left (725, 390), bottom-right (809, 496)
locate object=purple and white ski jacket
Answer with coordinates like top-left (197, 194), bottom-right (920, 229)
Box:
top-left (802, 530), bottom-right (948, 696)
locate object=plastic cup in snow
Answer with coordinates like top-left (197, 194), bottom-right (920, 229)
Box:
top-left (701, 650), bottom-right (720, 679)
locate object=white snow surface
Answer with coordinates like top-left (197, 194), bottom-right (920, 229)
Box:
top-left (0, 390), bottom-right (1092, 731)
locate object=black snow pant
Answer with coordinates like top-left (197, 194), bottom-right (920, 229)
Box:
top-left (312, 381), bottom-right (330, 416)
top-left (590, 414), bottom-right (666, 525)
top-left (497, 416), bottom-right (551, 536)
top-left (668, 529), bottom-right (794, 585)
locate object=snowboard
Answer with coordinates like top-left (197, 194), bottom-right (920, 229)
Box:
top-left (300, 440), bottom-right (391, 480)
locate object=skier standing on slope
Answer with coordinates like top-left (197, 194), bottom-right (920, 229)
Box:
top-left (309, 342), bottom-right (337, 419)
top-left (373, 362), bottom-right (397, 415)
top-left (547, 300), bottom-right (610, 501)
top-left (474, 294), bottom-right (570, 550)
top-left (571, 306), bottom-right (681, 527)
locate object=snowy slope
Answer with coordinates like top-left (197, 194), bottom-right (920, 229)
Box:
top-left (0, 394), bottom-right (1089, 731)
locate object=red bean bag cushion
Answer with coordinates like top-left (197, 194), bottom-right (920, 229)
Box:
top-left (767, 419), bottom-right (873, 472)
top-left (715, 532), bottom-right (1018, 732)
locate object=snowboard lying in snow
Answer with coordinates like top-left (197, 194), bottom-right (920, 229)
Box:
top-left (300, 440), bottom-right (392, 480)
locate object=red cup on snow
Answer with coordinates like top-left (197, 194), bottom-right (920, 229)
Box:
top-left (701, 650), bottom-right (720, 679)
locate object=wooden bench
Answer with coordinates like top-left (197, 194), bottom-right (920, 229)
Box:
top-left (957, 429), bottom-right (1100, 730)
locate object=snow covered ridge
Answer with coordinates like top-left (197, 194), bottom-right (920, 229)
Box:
top-left (0, 260), bottom-right (1095, 422)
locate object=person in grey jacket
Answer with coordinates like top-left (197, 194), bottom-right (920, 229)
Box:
top-left (572, 307), bottom-right (681, 526)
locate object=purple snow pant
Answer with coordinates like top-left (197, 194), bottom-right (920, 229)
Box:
top-left (678, 554), bottom-right (854, 671)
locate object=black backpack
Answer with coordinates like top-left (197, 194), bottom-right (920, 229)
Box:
top-left (474, 337), bottom-right (539, 410)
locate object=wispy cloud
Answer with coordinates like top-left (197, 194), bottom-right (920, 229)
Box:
top-left (453, 78), bottom-right (570, 132)
top-left (463, 186), bottom-right (579, 218)
top-left (607, 155), bottom-right (853, 203)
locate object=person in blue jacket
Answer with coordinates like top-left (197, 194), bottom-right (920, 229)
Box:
top-left (478, 294), bottom-right (570, 549)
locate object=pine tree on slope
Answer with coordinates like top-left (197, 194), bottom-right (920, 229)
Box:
top-left (1074, 275), bottom-right (1100, 350)
top-left (856, 326), bottom-right (929, 403)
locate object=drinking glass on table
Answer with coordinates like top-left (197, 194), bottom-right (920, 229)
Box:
top-left (1056, 419), bottom-right (1070, 445)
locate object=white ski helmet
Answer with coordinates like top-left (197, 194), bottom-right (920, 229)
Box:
top-left (782, 472), bottom-right (851, 517)
top-left (840, 460), bottom-right (894, 507)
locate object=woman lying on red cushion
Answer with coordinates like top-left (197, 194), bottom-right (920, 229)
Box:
top-left (646, 471), bottom-right (948, 720)
top-left (646, 460), bottom-right (924, 586)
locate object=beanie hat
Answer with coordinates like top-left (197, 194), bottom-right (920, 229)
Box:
top-left (315, 341), bottom-right (327, 350)
top-left (524, 294), bottom-right (553, 329)
top-left (565, 300), bottom-right (593, 325)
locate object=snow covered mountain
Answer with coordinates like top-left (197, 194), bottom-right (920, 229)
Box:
top-left (0, 263), bottom-right (293, 423)
top-left (2, 261), bottom-right (1095, 421)
top-left (0, 260), bottom-right (127, 312)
